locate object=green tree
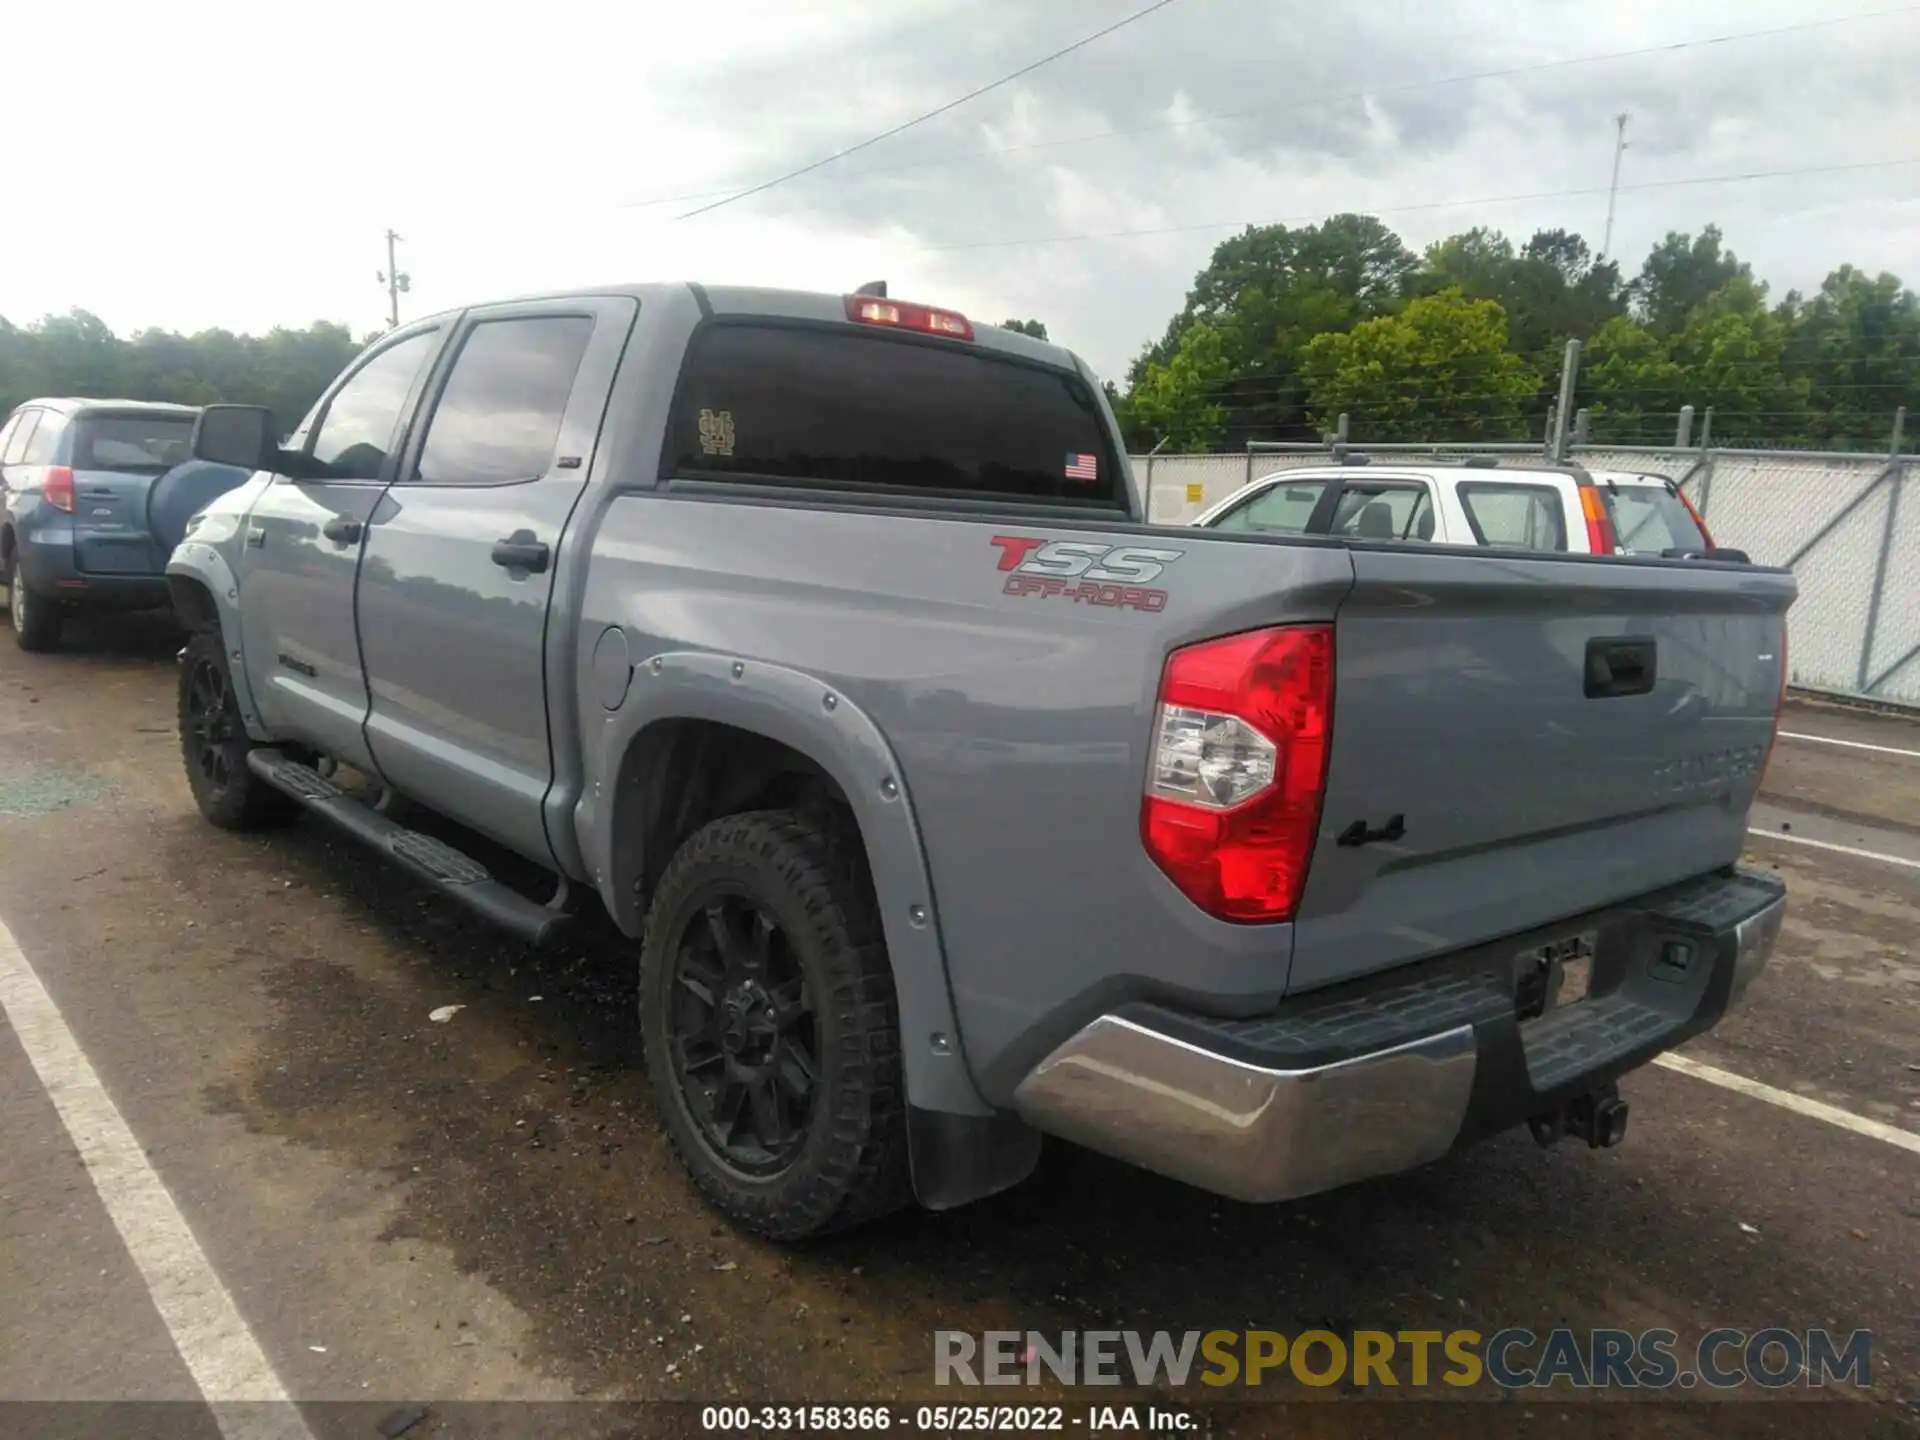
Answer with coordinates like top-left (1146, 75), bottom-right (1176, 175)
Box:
top-left (1585, 279), bottom-right (1810, 444)
top-left (1299, 290), bottom-right (1540, 442)
top-left (999, 318), bottom-right (1048, 340)
top-left (1581, 316), bottom-right (1689, 439)
top-left (1632, 226), bottom-right (1751, 333)
top-left (1120, 214), bottom-right (1419, 448)
top-left (1420, 227), bottom-right (1625, 377)
top-left (0, 313), bottom-right (360, 432)
top-left (1125, 320), bottom-right (1235, 451)
top-left (1777, 266), bottom-right (1920, 449)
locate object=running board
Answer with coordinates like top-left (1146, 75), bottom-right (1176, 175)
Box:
top-left (246, 748), bottom-right (571, 948)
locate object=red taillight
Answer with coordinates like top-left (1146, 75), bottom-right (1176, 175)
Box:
top-left (843, 294), bottom-right (974, 340)
top-left (1674, 485), bottom-right (1716, 548)
top-left (43, 466), bottom-right (75, 513)
top-left (1763, 626), bottom-right (1789, 780)
top-left (1141, 625), bottom-right (1334, 924)
top-left (1578, 483), bottom-right (1617, 554)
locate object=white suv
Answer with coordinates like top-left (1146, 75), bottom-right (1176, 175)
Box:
top-left (1192, 458), bottom-right (1727, 559)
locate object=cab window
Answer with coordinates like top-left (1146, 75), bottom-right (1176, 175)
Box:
top-left (1328, 483), bottom-right (1435, 542)
top-left (1605, 482), bottom-right (1709, 555)
top-left (1210, 478), bottom-right (1327, 534)
top-left (1457, 481), bottom-right (1568, 552)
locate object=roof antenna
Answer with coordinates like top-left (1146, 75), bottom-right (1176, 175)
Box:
top-left (854, 280), bottom-right (888, 297)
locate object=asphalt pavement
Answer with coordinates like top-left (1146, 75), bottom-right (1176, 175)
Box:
top-left (0, 613), bottom-right (1914, 1440)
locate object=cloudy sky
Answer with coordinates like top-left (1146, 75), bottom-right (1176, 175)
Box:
top-left (5, 0), bottom-right (1917, 379)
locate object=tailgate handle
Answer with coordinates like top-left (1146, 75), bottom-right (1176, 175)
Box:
top-left (1585, 636), bottom-right (1656, 699)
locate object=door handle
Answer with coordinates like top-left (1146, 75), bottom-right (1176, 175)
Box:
top-left (246, 525), bottom-right (266, 548)
top-left (491, 536), bottom-right (551, 574)
top-left (322, 516), bottom-right (363, 545)
top-left (1584, 636), bottom-right (1657, 699)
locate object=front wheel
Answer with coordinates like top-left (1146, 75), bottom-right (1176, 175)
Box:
top-left (639, 809), bottom-right (912, 1240)
top-left (177, 630), bottom-right (297, 829)
top-left (9, 563), bottom-right (61, 652)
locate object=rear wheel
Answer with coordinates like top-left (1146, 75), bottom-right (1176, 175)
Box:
top-left (8, 563), bottom-right (61, 652)
top-left (639, 810), bottom-right (912, 1240)
top-left (177, 630), bottom-right (296, 829)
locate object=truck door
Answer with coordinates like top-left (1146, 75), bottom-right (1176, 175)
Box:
top-left (354, 297), bottom-right (634, 865)
top-left (233, 326), bottom-right (445, 768)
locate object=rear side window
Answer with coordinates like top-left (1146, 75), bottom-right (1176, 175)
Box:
top-left (1457, 481), bottom-right (1567, 552)
top-left (72, 415), bottom-right (194, 472)
top-left (414, 316), bottom-right (594, 485)
top-left (1604, 483), bottom-right (1708, 555)
top-left (1, 412), bottom-right (38, 465)
top-left (1211, 479), bottom-right (1326, 533)
top-left (21, 413), bottom-right (64, 465)
top-left (666, 324), bottom-right (1124, 508)
top-left (1329, 484), bottom-right (1434, 542)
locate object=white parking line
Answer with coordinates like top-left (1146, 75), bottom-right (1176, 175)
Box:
top-left (1779, 729), bottom-right (1920, 760)
top-left (1654, 1052), bottom-right (1920, 1156)
top-left (1746, 827), bottom-right (1920, 870)
top-left (0, 918), bottom-right (313, 1440)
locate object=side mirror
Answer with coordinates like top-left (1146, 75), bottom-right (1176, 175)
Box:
top-left (191, 405), bottom-right (277, 470)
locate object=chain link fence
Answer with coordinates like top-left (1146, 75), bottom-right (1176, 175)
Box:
top-left (1133, 442), bottom-right (1920, 708)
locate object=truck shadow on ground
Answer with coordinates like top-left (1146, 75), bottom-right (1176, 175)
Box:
top-left (182, 810), bottom-right (1912, 1432)
top-left (27, 608), bottom-right (182, 665)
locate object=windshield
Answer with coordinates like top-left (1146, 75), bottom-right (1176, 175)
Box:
top-left (1604, 481), bottom-right (1709, 555)
top-left (667, 324), bottom-right (1125, 509)
top-left (72, 415), bottom-right (195, 474)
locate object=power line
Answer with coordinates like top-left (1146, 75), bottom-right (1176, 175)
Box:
top-left (621, 5), bottom-right (1918, 216)
top-left (913, 157), bottom-right (1920, 252)
top-left (675, 0), bottom-right (1188, 220)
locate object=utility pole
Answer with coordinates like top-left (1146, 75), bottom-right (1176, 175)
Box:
top-left (1550, 339), bottom-right (1582, 461)
top-left (1599, 112), bottom-right (1630, 261)
top-left (377, 229), bottom-right (412, 329)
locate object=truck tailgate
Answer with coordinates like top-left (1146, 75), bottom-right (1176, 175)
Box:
top-left (1288, 547), bottom-right (1794, 993)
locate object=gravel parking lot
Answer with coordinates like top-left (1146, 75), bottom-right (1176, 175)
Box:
top-left (0, 614), bottom-right (1915, 1439)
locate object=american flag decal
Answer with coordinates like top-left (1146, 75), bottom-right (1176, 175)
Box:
top-left (1064, 452), bottom-right (1099, 482)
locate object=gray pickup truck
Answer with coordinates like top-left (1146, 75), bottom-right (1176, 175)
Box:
top-left (167, 282), bottom-right (1793, 1239)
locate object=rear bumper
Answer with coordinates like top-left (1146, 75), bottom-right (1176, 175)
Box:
top-left (1013, 867), bottom-right (1785, 1204)
top-left (14, 528), bottom-right (167, 611)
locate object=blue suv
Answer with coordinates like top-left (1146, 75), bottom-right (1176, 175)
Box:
top-left (0, 398), bottom-right (251, 650)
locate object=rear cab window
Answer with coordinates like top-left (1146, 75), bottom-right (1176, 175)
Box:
top-left (72, 413), bottom-right (195, 472)
top-left (1456, 481), bottom-right (1568, 552)
top-left (664, 323), bottom-right (1126, 509)
top-left (1603, 481), bottom-right (1709, 555)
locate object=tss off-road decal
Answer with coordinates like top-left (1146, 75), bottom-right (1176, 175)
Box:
top-left (989, 536), bottom-right (1183, 612)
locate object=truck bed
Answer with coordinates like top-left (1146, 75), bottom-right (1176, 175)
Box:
top-left (577, 489), bottom-right (1794, 1105)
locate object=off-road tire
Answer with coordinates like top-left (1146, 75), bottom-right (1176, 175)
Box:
top-left (177, 629), bottom-right (298, 830)
top-left (8, 561), bottom-right (61, 652)
top-left (639, 809), bottom-right (913, 1240)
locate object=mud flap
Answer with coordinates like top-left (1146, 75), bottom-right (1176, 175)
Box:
top-left (907, 1106), bottom-right (1043, 1210)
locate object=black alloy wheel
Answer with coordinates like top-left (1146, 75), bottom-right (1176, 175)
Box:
top-left (666, 889), bottom-right (819, 1176)
top-left (184, 651), bottom-right (239, 798)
